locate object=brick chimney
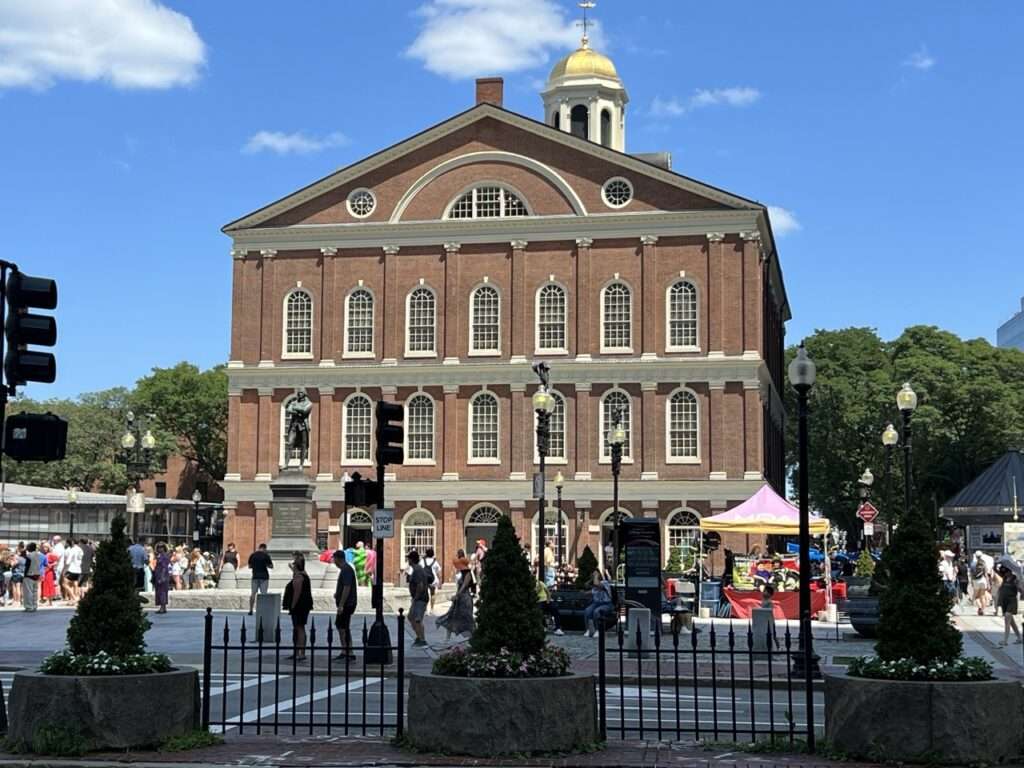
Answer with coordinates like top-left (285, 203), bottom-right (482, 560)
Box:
top-left (475, 77), bottom-right (503, 107)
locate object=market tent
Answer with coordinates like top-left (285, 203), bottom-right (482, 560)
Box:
top-left (699, 483), bottom-right (830, 536)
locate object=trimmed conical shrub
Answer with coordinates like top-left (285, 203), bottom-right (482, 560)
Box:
top-left (574, 545), bottom-right (599, 589)
top-left (66, 515), bottom-right (150, 657)
top-left (876, 507), bottom-right (961, 664)
top-left (470, 515), bottom-right (545, 658)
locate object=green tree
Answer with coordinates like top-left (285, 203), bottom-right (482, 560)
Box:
top-left (66, 515), bottom-right (150, 657)
top-left (471, 515), bottom-right (545, 658)
top-left (134, 362), bottom-right (228, 481)
top-left (574, 545), bottom-right (599, 589)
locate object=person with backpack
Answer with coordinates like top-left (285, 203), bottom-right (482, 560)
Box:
top-left (996, 563), bottom-right (1022, 646)
top-left (406, 550), bottom-right (430, 647)
top-left (423, 547), bottom-right (442, 613)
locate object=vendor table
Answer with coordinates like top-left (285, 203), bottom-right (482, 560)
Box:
top-left (724, 586), bottom-right (826, 620)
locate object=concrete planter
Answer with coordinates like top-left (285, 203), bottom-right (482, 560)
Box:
top-left (825, 670), bottom-right (1024, 764)
top-left (407, 672), bottom-right (597, 756)
top-left (8, 668), bottom-right (199, 751)
top-left (839, 596), bottom-right (879, 638)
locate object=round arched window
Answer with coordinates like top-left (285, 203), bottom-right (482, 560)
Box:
top-left (602, 177), bottom-right (633, 208)
top-left (347, 188), bottom-right (376, 218)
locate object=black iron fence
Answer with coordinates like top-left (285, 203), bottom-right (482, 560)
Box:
top-left (201, 607), bottom-right (405, 737)
top-left (596, 619), bottom-right (817, 746)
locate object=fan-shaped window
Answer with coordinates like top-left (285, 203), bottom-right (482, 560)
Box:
top-left (283, 290), bottom-right (313, 357)
top-left (466, 506), bottom-right (503, 525)
top-left (406, 286), bottom-right (436, 356)
top-left (535, 390), bottom-right (566, 462)
top-left (601, 390), bottom-right (631, 460)
top-left (470, 285), bottom-right (500, 353)
top-left (402, 509), bottom-right (436, 558)
top-left (536, 283), bottom-right (567, 352)
top-left (470, 391), bottom-right (499, 461)
top-left (666, 510), bottom-right (701, 569)
top-left (343, 394), bottom-right (372, 463)
top-left (667, 280), bottom-right (698, 350)
top-left (345, 288), bottom-right (374, 356)
top-left (667, 389), bottom-right (699, 461)
top-left (348, 509), bottom-right (373, 526)
top-left (405, 394), bottom-right (435, 462)
top-left (601, 282), bottom-right (632, 351)
top-left (447, 186), bottom-right (530, 219)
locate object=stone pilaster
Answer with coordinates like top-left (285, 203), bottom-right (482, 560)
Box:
top-left (709, 382), bottom-right (727, 480)
top-left (706, 233), bottom-right (724, 358)
top-left (442, 384), bottom-right (460, 480)
top-left (258, 249), bottom-right (277, 365)
top-left (640, 382), bottom-right (658, 480)
top-left (743, 380), bottom-right (764, 480)
top-left (574, 383), bottom-right (592, 480)
top-left (381, 245), bottom-right (400, 365)
top-left (575, 238), bottom-right (593, 361)
top-left (316, 387), bottom-right (335, 481)
top-left (741, 231), bottom-right (763, 359)
top-left (509, 382), bottom-right (527, 480)
top-left (510, 240), bottom-right (529, 363)
top-left (319, 247), bottom-right (337, 366)
top-left (640, 235), bottom-right (659, 360)
top-left (443, 242), bottom-right (461, 364)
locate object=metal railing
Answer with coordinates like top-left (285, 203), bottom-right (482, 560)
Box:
top-left (201, 607), bottom-right (405, 737)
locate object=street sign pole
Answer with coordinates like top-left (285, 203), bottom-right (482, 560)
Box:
top-left (366, 463), bottom-right (393, 665)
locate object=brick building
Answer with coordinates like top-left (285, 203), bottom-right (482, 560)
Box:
top-left (220, 40), bottom-right (790, 582)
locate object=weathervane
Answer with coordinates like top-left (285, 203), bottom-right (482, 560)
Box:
top-left (577, 1), bottom-right (595, 48)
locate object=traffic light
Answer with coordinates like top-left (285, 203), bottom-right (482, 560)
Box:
top-left (343, 471), bottom-right (381, 507)
top-left (4, 270), bottom-right (57, 387)
top-left (4, 411), bottom-right (67, 462)
top-left (375, 401), bottom-right (404, 466)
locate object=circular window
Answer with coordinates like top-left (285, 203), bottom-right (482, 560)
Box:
top-left (346, 188), bottom-right (376, 218)
top-left (602, 177), bottom-right (633, 209)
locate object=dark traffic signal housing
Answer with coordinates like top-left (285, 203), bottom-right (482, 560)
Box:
top-left (375, 401), bottom-right (404, 466)
top-left (4, 411), bottom-right (67, 462)
top-left (4, 270), bottom-right (57, 386)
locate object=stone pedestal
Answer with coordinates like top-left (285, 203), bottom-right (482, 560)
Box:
top-left (262, 465), bottom-right (336, 589)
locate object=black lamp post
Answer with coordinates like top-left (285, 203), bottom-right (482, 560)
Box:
top-left (609, 407), bottom-right (626, 577)
top-left (532, 362), bottom-right (555, 589)
top-left (858, 468), bottom-right (874, 549)
top-left (896, 383), bottom-right (918, 522)
top-left (554, 470), bottom-right (565, 579)
top-left (192, 489), bottom-right (203, 546)
top-left (882, 423), bottom-right (898, 538)
top-left (67, 488), bottom-right (77, 540)
top-left (340, 471), bottom-right (351, 550)
top-left (787, 342), bottom-right (817, 751)
top-left (120, 411), bottom-right (156, 538)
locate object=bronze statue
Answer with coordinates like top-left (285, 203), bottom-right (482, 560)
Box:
top-left (285, 388), bottom-right (313, 464)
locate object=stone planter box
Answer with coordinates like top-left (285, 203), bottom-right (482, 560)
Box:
top-left (8, 668), bottom-right (200, 751)
top-left (825, 670), bottom-right (1024, 764)
top-left (407, 672), bottom-right (597, 756)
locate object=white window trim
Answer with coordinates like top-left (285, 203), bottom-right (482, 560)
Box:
top-left (534, 280), bottom-right (569, 356)
top-left (442, 180), bottom-right (535, 220)
top-left (343, 285), bottom-right (376, 359)
top-left (664, 279), bottom-right (701, 353)
top-left (533, 389), bottom-right (568, 465)
top-left (665, 386), bottom-right (701, 464)
top-left (601, 176), bottom-right (634, 210)
top-left (598, 388), bottom-right (634, 465)
top-left (664, 507), bottom-right (703, 567)
top-left (465, 503), bottom-right (505, 527)
top-left (346, 188), bottom-right (377, 219)
top-left (404, 285), bottom-right (438, 358)
top-left (401, 507), bottom-right (437, 552)
top-left (281, 289), bottom-right (314, 360)
top-left (279, 395), bottom-right (313, 467)
top-left (403, 392), bottom-right (436, 466)
top-left (468, 282), bottom-right (503, 356)
top-left (341, 392), bottom-right (374, 466)
top-left (599, 279), bottom-right (634, 354)
top-left (467, 389), bottom-right (501, 465)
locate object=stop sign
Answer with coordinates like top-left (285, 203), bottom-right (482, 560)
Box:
top-left (857, 502), bottom-right (879, 523)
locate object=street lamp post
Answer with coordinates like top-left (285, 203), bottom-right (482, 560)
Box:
top-left (192, 489), bottom-right (203, 546)
top-left (120, 411), bottom-right (156, 538)
top-left (858, 468), bottom-right (874, 549)
top-left (340, 471), bottom-right (351, 551)
top-left (896, 383), bottom-right (918, 522)
top-left (609, 408), bottom-right (626, 577)
top-left (787, 342), bottom-right (817, 752)
top-left (882, 423), bottom-right (899, 538)
top-left (554, 470), bottom-right (565, 579)
top-left (532, 362), bottom-right (555, 589)
top-left (67, 488), bottom-right (77, 540)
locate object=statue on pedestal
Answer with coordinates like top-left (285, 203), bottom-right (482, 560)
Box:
top-left (284, 388), bottom-right (313, 465)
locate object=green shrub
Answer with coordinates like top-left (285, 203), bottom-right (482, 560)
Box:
top-left (432, 645), bottom-right (571, 678)
top-left (853, 549), bottom-right (875, 578)
top-left (40, 649), bottom-right (171, 676)
top-left (160, 730), bottom-right (224, 752)
top-left (470, 515), bottom-right (545, 658)
top-left (28, 724), bottom-right (85, 757)
top-left (574, 545), bottom-right (599, 589)
top-left (66, 515), bottom-right (149, 658)
top-left (665, 547), bottom-right (683, 573)
top-left (848, 655), bottom-right (992, 681)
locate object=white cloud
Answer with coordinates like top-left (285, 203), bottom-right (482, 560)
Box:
top-left (0, 0), bottom-right (205, 90)
top-left (768, 206), bottom-right (801, 237)
top-left (242, 131), bottom-right (349, 156)
top-left (406, 0), bottom-right (605, 80)
top-left (650, 87), bottom-right (761, 117)
top-left (903, 45), bottom-right (935, 71)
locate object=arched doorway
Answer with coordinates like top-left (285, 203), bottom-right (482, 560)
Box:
top-left (465, 505), bottom-right (503, 554)
top-left (598, 507), bottom-right (633, 573)
top-left (345, 509), bottom-right (373, 549)
top-left (402, 509), bottom-right (436, 559)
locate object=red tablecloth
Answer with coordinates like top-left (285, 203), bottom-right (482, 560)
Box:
top-left (724, 587), bottom-right (827, 620)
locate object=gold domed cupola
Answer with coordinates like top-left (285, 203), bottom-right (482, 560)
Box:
top-left (541, 2), bottom-right (628, 151)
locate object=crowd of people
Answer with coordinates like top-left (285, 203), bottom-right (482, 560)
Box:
top-left (0, 537), bottom-right (91, 610)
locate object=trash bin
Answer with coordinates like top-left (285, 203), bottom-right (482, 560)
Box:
top-left (255, 592), bottom-right (281, 641)
top-left (624, 607), bottom-right (651, 653)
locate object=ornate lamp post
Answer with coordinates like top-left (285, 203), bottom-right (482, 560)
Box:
top-left (882, 423), bottom-right (899, 537)
top-left (858, 468), bottom-right (874, 548)
top-left (896, 383), bottom-right (918, 522)
top-left (609, 408), bottom-right (626, 576)
top-left (532, 362), bottom-right (556, 588)
top-left (192, 489), bottom-right (203, 545)
top-left (787, 342), bottom-right (817, 750)
top-left (554, 470), bottom-right (565, 579)
top-left (67, 488), bottom-right (77, 540)
top-left (120, 411), bottom-right (156, 538)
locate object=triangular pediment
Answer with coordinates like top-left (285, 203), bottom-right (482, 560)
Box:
top-left (223, 103), bottom-right (764, 233)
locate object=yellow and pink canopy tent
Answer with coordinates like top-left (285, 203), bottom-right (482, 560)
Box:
top-left (699, 483), bottom-right (830, 536)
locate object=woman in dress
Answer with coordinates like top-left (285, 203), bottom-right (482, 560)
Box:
top-left (191, 548), bottom-right (206, 590)
top-left (436, 565), bottom-right (475, 641)
top-left (153, 543), bottom-right (171, 614)
top-left (282, 554), bottom-right (313, 661)
top-left (41, 543), bottom-right (58, 605)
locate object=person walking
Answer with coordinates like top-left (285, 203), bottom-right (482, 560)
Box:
top-left (971, 552), bottom-right (990, 615)
top-left (128, 539), bottom-right (147, 592)
top-left (436, 564), bottom-right (475, 641)
top-left (282, 554), bottom-right (313, 661)
top-left (583, 570), bottom-right (614, 638)
top-left (79, 539), bottom-right (94, 593)
top-left (22, 543), bottom-right (41, 612)
top-left (535, 564), bottom-right (564, 636)
top-left (332, 549), bottom-right (357, 661)
top-left (64, 539), bottom-right (83, 605)
top-left (153, 543), bottom-right (171, 614)
top-left (423, 547), bottom-right (442, 613)
top-left (996, 563), bottom-right (1022, 646)
top-left (406, 550), bottom-right (430, 647)
top-left (247, 543), bottom-right (273, 615)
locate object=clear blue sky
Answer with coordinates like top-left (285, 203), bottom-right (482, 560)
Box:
top-left (2, 1), bottom-right (1022, 399)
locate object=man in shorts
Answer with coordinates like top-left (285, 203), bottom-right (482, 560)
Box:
top-left (247, 543), bottom-right (273, 616)
top-left (406, 550), bottom-right (430, 647)
top-left (64, 538), bottom-right (84, 604)
top-left (332, 549), bottom-right (358, 661)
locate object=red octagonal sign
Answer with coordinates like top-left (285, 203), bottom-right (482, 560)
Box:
top-left (857, 502), bottom-right (880, 523)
